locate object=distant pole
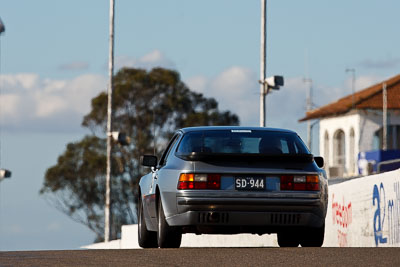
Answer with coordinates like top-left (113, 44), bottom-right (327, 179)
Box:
top-left (0, 18), bottom-right (5, 169)
top-left (383, 83), bottom-right (387, 150)
top-left (259, 0), bottom-right (267, 127)
top-left (304, 78), bottom-right (313, 150)
top-left (0, 18), bottom-right (11, 179)
top-left (346, 68), bottom-right (356, 108)
top-left (105, 0), bottom-right (115, 243)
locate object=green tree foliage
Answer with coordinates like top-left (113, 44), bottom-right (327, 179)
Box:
top-left (41, 67), bottom-right (239, 241)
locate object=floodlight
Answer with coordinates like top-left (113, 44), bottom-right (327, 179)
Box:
top-left (0, 169), bottom-right (11, 179)
top-left (264, 75), bottom-right (284, 90)
top-left (110, 131), bottom-right (130, 146)
top-left (0, 17), bottom-right (5, 34)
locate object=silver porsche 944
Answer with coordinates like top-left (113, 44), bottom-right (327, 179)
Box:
top-left (138, 126), bottom-right (328, 248)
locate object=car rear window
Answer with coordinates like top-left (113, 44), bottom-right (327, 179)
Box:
top-left (176, 130), bottom-right (309, 155)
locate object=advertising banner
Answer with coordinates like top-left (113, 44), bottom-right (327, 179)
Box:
top-left (325, 168), bottom-right (400, 247)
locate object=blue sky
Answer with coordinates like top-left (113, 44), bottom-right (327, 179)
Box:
top-left (0, 0), bottom-right (399, 250)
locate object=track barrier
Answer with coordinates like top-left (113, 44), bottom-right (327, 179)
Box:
top-left (83, 168), bottom-right (400, 248)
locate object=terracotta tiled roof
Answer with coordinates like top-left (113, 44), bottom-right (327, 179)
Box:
top-left (299, 73), bottom-right (400, 122)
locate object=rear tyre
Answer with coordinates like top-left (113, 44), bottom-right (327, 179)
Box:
top-left (300, 224), bottom-right (325, 247)
top-left (138, 195), bottom-right (158, 248)
top-left (277, 231), bottom-right (300, 247)
top-left (157, 199), bottom-right (182, 248)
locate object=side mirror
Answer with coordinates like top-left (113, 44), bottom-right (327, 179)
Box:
top-left (141, 155), bottom-right (158, 168)
top-left (314, 156), bottom-right (324, 168)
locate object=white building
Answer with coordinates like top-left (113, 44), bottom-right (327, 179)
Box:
top-left (300, 74), bottom-right (400, 178)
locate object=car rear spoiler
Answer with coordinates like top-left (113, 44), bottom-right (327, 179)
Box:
top-left (176, 152), bottom-right (314, 163)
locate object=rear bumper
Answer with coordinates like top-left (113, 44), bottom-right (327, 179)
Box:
top-left (167, 210), bottom-right (323, 227)
top-left (167, 195), bottom-right (326, 231)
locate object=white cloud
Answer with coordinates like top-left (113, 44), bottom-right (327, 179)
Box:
top-left (34, 94), bottom-right (68, 118)
top-left (0, 64), bottom-right (386, 135)
top-left (185, 68), bottom-right (347, 153)
top-left (0, 73), bottom-right (106, 132)
top-left (115, 50), bottom-right (176, 71)
top-left (354, 75), bottom-right (383, 91)
top-left (140, 50), bottom-right (165, 64)
top-left (186, 67), bottom-right (323, 129)
top-left (1, 94), bottom-right (20, 116)
top-left (2, 73), bottom-right (39, 91)
top-left (186, 75), bottom-right (208, 93)
top-left (185, 67), bottom-right (386, 151)
top-left (186, 66), bottom-right (259, 126)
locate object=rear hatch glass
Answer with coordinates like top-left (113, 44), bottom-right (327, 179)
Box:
top-left (176, 130), bottom-right (313, 163)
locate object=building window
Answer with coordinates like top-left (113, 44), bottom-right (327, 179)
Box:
top-left (333, 129), bottom-right (346, 167)
top-left (373, 125), bottom-right (400, 150)
top-left (349, 128), bottom-right (355, 174)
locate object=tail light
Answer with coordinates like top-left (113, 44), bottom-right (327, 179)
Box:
top-left (177, 173), bottom-right (221, 190)
top-left (280, 175), bottom-right (319, 191)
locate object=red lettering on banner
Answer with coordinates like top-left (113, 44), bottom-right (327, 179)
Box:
top-left (337, 230), bottom-right (348, 247)
top-left (332, 193), bottom-right (352, 247)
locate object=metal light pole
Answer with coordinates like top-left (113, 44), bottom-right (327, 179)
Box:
top-left (0, 17), bottom-right (11, 180)
top-left (383, 83), bottom-right (387, 150)
top-left (259, 0), bottom-right (267, 127)
top-left (0, 18), bottom-right (4, 170)
top-left (105, 0), bottom-right (115, 243)
top-left (346, 68), bottom-right (356, 108)
top-left (303, 78), bottom-right (313, 150)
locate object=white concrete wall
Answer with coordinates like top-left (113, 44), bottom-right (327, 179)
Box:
top-left (81, 239), bottom-right (121, 249)
top-left (83, 226), bottom-right (278, 249)
top-left (120, 225), bottom-right (140, 249)
top-left (83, 168), bottom-right (400, 249)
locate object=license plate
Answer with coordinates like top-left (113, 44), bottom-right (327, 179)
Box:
top-left (235, 176), bottom-right (265, 191)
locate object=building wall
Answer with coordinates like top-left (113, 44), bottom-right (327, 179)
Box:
top-left (359, 110), bottom-right (400, 152)
top-left (319, 110), bottom-right (400, 178)
top-left (319, 112), bottom-right (360, 177)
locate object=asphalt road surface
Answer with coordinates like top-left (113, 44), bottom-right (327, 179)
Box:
top-left (1, 248), bottom-right (400, 266)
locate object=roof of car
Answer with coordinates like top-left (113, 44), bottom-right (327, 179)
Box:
top-left (179, 126), bottom-right (296, 134)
